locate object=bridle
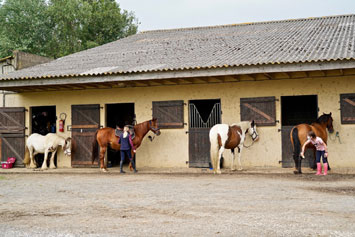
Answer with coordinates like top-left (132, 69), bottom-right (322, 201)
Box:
top-left (149, 120), bottom-right (160, 134)
top-left (63, 138), bottom-right (71, 156)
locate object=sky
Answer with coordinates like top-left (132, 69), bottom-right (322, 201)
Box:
top-left (117, 0), bottom-right (355, 32)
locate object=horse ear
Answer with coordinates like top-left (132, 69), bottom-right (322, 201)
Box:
top-left (251, 120), bottom-right (255, 127)
top-left (329, 112), bottom-right (332, 116)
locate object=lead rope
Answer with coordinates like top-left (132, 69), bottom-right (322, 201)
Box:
top-left (243, 140), bottom-right (255, 148)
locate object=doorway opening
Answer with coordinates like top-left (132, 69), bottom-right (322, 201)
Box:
top-left (106, 103), bottom-right (135, 167)
top-left (189, 99), bottom-right (221, 168)
top-left (281, 95), bottom-right (318, 168)
top-left (30, 106), bottom-right (57, 167)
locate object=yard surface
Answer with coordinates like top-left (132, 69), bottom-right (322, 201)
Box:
top-left (1, 169), bottom-right (355, 236)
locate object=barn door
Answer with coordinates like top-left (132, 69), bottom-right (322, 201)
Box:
top-left (0, 107), bottom-right (26, 166)
top-left (281, 126), bottom-right (314, 168)
top-left (281, 95), bottom-right (318, 168)
top-left (71, 104), bottom-right (100, 167)
top-left (189, 100), bottom-right (221, 168)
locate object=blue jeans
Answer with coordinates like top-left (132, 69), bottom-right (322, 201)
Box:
top-left (120, 150), bottom-right (132, 162)
top-left (316, 150), bottom-right (328, 163)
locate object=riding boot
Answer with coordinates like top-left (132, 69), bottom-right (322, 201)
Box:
top-left (322, 163), bottom-right (328, 176)
top-left (120, 160), bottom-right (125, 173)
top-left (130, 159), bottom-right (137, 173)
top-left (315, 163), bottom-right (322, 175)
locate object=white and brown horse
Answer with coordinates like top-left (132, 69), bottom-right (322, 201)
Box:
top-left (23, 133), bottom-right (72, 169)
top-left (209, 121), bottom-right (259, 174)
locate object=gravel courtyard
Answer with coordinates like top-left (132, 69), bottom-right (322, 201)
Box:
top-left (1, 170), bottom-right (355, 236)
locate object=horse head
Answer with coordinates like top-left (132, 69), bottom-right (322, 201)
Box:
top-left (63, 137), bottom-right (72, 156)
top-left (248, 120), bottom-right (259, 141)
top-left (318, 113), bottom-right (334, 133)
top-left (149, 118), bottom-right (161, 136)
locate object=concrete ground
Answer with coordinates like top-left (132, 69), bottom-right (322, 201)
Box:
top-left (1, 167), bottom-right (355, 236)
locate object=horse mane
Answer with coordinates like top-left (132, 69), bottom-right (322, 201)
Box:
top-left (231, 121), bottom-right (250, 133)
top-left (316, 114), bottom-right (330, 124)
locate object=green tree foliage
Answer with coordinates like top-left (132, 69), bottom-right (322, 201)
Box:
top-left (0, 0), bottom-right (51, 58)
top-left (0, 0), bottom-right (138, 58)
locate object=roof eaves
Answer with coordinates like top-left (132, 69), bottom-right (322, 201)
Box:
top-left (1, 57), bottom-right (355, 81)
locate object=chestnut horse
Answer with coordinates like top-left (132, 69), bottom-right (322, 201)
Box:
top-left (92, 118), bottom-right (161, 172)
top-left (209, 121), bottom-right (259, 174)
top-left (290, 113), bottom-right (334, 174)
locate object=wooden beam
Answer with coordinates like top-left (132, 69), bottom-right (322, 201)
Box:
top-left (161, 79), bottom-right (178, 85)
top-left (263, 73), bottom-right (273, 80)
top-left (134, 81), bottom-right (150, 86)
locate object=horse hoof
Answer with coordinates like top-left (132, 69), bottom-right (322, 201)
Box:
top-left (41, 167), bottom-right (48, 170)
top-left (50, 166), bottom-right (57, 169)
top-left (237, 168), bottom-right (243, 171)
top-left (100, 168), bottom-right (108, 173)
top-left (217, 171), bottom-right (222, 175)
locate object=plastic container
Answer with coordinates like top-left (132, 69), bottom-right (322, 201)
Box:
top-left (1, 157), bottom-right (16, 169)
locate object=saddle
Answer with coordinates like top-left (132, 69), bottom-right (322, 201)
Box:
top-left (115, 125), bottom-right (135, 139)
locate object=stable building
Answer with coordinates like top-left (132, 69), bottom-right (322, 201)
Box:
top-left (0, 14), bottom-right (354, 169)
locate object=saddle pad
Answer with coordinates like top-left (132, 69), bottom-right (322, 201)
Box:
top-left (115, 129), bottom-right (123, 137)
top-left (115, 126), bottom-right (135, 139)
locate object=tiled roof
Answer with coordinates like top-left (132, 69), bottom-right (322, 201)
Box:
top-left (1, 14), bottom-right (355, 81)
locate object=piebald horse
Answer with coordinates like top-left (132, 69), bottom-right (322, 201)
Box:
top-left (209, 121), bottom-right (259, 174)
top-left (23, 133), bottom-right (72, 169)
top-left (92, 118), bottom-right (161, 172)
top-left (290, 113), bottom-right (334, 174)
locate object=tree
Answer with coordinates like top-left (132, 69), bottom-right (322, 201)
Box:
top-left (0, 0), bottom-right (51, 58)
top-left (0, 0), bottom-right (138, 58)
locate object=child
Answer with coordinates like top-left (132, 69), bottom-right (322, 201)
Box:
top-left (300, 131), bottom-right (328, 175)
top-left (119, 125), bottom-right (137, 173)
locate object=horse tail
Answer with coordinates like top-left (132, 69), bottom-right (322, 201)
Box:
top-left (209, 127), bottom-right (220, 172)
top-left (291, 127), bottom-right (301, 158)
top-left (23, 146), bottom-right (30, 166)
top-left (92, 130), bottom-right (99, 164)
top-left (291, 127), bottom-right (303, 173)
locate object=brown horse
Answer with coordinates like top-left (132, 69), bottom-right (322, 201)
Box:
top-left (290, 113), bottom-right (334, 174)
top-left (92, 118), bottom-right (161, 172)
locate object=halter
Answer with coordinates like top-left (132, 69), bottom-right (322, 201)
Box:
top-left (243, 127), bottom-right (258, 148)
top-left (149, 120), bottom-right (160, 133)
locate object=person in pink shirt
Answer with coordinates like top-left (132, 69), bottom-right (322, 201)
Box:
top-left (300, 131), bottom-right (329, 175)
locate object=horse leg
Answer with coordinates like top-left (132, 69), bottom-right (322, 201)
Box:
top-left (231, 148), bottom-right (235, 171)
top-left (237, 146), bottom-right (243, 171)
top-left (298, 155), bottom-right (302, 174)
top-left (29, 148), bottom-right (37, 169)
top-left (293, 155), bottom-right (300, 174)
top-left (41, 150), bottom-right (49, 170)
top-left (49, 149), bottom-right (57, 169)
top-left (99, 146), bottom-right (108, 172)
top-left (311, 148), bottom-right (317, 170)
top-left (216, 147), bottom-right (224, 174)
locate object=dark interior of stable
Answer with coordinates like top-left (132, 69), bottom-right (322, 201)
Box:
top-left (281, 95), bottom-right (318, 167)
top-left (106, 103), bottom-right (135, 167)
top-left (30, 106), bottom-right (57, 167)
top-left (281, 95), bottom-right (318, 126)
top-left (189, 99), bottom-right (220, 126)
